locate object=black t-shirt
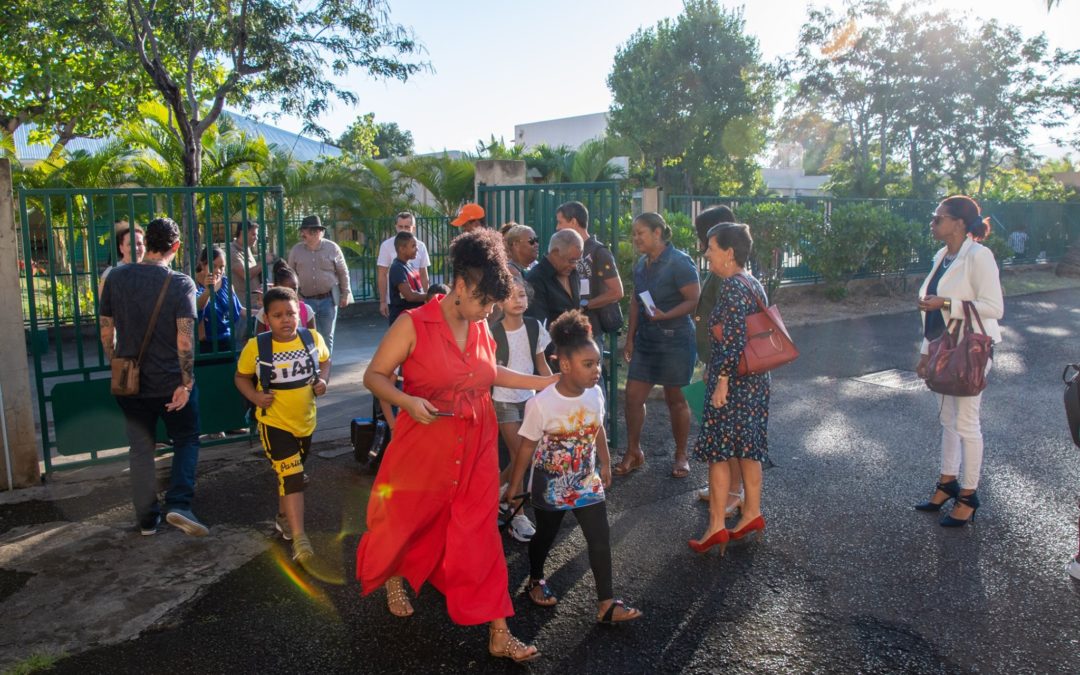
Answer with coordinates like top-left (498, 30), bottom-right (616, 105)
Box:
top-left (101, 263), bottom-right (198, 398)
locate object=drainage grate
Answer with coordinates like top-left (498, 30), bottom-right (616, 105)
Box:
top-left (853, 369), bottom-right (926, 391)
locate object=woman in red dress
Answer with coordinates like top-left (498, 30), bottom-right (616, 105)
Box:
top-left (357, 229), bottom-right (557, 664)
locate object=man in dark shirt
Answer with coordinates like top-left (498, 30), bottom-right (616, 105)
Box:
top-left (100, 217), bottom-right (208, 538)
top-left (555, 200), bottom-right (624, 337)
top-left (387, 231), bottom-right (427, 324)
top-left (525, 228), bottom-right (583, 347)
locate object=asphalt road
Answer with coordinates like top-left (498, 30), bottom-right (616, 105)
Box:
top-left (6, 288), bottom-right (1080, 674)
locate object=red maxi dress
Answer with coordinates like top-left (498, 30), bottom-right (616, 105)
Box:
top-left (356, 297), bottom-right (513, 625)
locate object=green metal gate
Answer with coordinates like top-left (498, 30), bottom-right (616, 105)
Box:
top-left (478, 181), bottom-right (624, 446)
top-left (18, 186), bottom-right (286, 472)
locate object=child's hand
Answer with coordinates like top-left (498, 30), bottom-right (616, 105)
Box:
top-left (312, 378), bottom-right (327, 396)
top-left (600, 464), bottom-right (612, 488)
top-left (253, 390), bottom-right (275, 408)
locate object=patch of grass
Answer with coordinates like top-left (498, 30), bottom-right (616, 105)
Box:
top-left (1001, 269), bottom-right (1080, 296)
top-left (3, 651), bottom-right (66, 675)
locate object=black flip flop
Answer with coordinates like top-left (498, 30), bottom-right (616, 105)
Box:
top-left (597, 599), bottom-right (642, 624)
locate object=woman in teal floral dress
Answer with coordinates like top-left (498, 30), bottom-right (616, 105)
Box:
top-left (689, 223), bottom-right (770, 555)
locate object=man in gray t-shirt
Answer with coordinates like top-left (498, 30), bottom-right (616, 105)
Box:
top-left (100, 217), bottom-right (208, 538)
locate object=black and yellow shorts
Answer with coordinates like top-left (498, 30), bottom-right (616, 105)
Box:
top-left (259, 424), bottom-right (312, 496)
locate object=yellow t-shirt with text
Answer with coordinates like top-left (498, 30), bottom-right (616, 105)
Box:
top-left (236, 331), bottom-right (329, 438)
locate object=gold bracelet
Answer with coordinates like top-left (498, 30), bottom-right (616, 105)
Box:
top-left (942, 299), bottom-right (951, 311)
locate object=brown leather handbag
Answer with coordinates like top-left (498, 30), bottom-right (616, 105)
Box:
top-left (110, 272), bottom-right (172, 396)
top-left (925, 301), bottom-right (992, 397)
top-left (712, 274), bottom-right (799, 376)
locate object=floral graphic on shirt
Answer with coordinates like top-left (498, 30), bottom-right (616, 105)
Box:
top-left (533, 406), bottom-right (604, 509)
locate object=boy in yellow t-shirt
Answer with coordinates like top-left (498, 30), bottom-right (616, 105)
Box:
top-left (235, 287), bottom-right (330, 566)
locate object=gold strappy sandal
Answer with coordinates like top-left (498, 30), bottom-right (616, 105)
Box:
top-left (385, 578), bottom-right (413, 618)
top-left (488, 627), bottom-right (540, 663)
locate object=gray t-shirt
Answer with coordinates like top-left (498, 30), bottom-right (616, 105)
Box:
top-left (100, 263), bottom-right (198, 398)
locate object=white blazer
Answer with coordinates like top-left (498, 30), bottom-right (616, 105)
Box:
top-left (918, 237), bottom-right (1004, 355)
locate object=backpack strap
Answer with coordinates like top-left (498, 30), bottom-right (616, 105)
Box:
top-left (256, 331), bottom-right (274, 393)
top-left (296, 327), bottom-right (321, 381)
top-left (524, 317), bottom-right (540, 375)
top-left (491, 321), bottom-right (509, 367)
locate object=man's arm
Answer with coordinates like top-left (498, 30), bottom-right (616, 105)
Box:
top-left (377, 265), bottom-right (390, 317)
top-left (586, 248), bottom-right (624, 310)
top-left (167, 317), bottom-right (195, 412)
top-left (419, 267), bottom-right (430, 290)
top-left (100, 316), bottom-right (115, 361)
top-left (334, 245), bottom-right (352, 308)
top-left (397, 281), bottom-right (427, 303)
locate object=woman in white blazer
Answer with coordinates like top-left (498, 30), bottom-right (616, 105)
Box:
top-left (914, 195), bottom-right (1004, 527)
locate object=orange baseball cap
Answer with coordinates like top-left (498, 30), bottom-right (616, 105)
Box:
top-left (451, 203), bottom-right (485, 226)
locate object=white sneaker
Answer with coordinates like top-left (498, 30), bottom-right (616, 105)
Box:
top-left (509, 514), bottom-right (535, 543)
top-left (696, 486), bottom-right (710, 501)
top-left (1069, 557), bottom-right (1080, 581)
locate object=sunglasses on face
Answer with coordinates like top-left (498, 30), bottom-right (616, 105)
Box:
top-left (527, 237), bottom-right (539, 245)
top-left (931, 215), bottom-right (950, 226)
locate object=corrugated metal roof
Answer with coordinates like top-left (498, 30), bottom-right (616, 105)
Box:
top-left (12, 111), bottom-right (341, 164)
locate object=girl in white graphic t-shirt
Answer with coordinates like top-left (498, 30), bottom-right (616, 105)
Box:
top-left (505, 310), bottom-right (642, 624)
top-left (491, 277), bottom-right (552, 543)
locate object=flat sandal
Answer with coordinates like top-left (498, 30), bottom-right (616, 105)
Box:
top-left (489, 627), bottom-right (540, 663)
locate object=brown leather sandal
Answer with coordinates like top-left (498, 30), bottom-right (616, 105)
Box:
top-left (385, 577), bottom-right (413, 618)
top-left (488, 627), bottom-right (540, 663)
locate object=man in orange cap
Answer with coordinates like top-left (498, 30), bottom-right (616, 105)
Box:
top-left (451, 203), bottom-right (486, 233)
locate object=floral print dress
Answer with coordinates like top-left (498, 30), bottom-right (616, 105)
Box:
top-left (693, 273), bottom-right (770, 463)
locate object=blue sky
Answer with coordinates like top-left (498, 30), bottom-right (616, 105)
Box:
top-left (258, 0), bottom-right (1079, 156)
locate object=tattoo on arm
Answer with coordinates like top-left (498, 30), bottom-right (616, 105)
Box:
top-left (100, 316), bottom-right (115, 360)
top-left (177, 318), bottom-right (195, 386)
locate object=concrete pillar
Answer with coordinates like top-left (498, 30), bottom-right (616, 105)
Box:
top-left (475, 160), bottom-right (528, 227)
top-left (0, 159), bottom-right (41, 488)
top-left (641, 187), bottom-right (662, 214)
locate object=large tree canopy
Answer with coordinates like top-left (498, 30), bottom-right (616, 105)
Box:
top-left (790, 0), bottom-right (1073, 198)
top-left (82, 0), bottom-right (426, 186)
top-left (606, 0), bottom-right (774, 194)
top-left (0, 0), bottom-right (148, 159)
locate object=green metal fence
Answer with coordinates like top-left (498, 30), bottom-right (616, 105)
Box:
top-left (479, 181), bottom-right (623, 445)
top-left (281, 214), bottom-right (454, 301)
top-left (667, 195), bottom-right (1080, 282)
top-left (18, 186), bottom-right (285, 472)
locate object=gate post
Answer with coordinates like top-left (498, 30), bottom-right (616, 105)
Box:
top-left (0, 159), bottom-right (41, 488)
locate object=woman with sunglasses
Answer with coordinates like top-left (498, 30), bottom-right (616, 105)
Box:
top-left (502, 223), bottom-right (540, 278)
top-left (914, 195), bottom-right (1004, 527)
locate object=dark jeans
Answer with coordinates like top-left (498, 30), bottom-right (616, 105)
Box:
top-left (116, 387), bottom-right (201, 527)
top-left (529, 501), bottom-right (613, 601)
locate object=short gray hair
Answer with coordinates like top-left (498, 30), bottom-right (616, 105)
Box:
top-left (548, 228), bottom-right (583, 254)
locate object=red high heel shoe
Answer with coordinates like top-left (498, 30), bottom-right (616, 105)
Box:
top-left (688, 528), bottom-right (729, 555)
top-left (729, 515), bottom-right (765, 541)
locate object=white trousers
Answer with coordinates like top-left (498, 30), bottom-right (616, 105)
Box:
top-left (938, 360), bottom-right (992, 490)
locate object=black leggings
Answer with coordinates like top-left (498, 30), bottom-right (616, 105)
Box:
top-left (528, 501), bottom-right (613, 601)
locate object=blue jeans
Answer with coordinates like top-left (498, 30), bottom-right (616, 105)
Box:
top-left (116, 387), bottom-right (202, 527)
top-left (307, 295), bottom-right (338, 355)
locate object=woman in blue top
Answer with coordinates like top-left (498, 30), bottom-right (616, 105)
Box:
top-left (614, 213), bottom-right (701, 479)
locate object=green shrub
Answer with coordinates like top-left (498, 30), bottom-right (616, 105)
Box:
top-left (803, 203), bottom-right (906, 298)
top-left (735, 201), bottom-right (819, 295)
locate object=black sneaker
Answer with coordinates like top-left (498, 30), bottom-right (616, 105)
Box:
top-left (139, 514), bottom-right (161, 536)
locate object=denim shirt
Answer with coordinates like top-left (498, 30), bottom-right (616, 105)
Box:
top-left (633, 243), bottom-right (698, 333)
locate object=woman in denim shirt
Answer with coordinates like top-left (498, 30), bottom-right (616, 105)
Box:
top-left (614, 213), bottom-right (701, 479)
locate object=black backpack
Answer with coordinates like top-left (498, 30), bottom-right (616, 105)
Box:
top-left (247, 328), bottom-right (320, 416)
top-left (1065, 363), bottom-right (1080, 448)
top-left (491, 317), bottom-right (541, 374)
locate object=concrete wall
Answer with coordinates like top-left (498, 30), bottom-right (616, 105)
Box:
top-left (514, 112), bottom-right (609, 150)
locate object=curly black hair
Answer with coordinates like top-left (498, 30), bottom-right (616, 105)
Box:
top-left (549, 309), bottom-right (596, 357)
top-left (263, 286), bottom-right (298, 311)
top-left (449, 228), bottom-right (512, 303)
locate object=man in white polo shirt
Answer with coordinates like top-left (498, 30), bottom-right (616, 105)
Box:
top-left (377, 211), bottom-right (430, 318)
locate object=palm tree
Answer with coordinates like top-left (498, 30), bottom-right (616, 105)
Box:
top-left (397, 153), bottom-right (476, 217)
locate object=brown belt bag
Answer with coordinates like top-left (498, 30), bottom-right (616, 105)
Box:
top-left (110, 273), bottom-right (172, 396)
